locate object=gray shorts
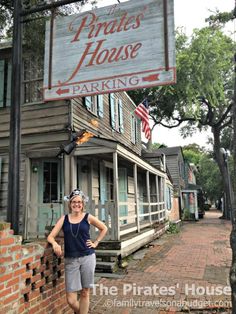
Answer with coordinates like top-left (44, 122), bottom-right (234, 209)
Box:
top-left (64, 253), bottom-right (96, 292)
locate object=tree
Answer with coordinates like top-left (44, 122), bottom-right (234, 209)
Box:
top-left (182, 145), bottom-right (223, 204)
top-left (130, 13), bottom-right (236, 309)
top-left (0, 0), bottom-right (96, 49)
top-left (197, 154), bottom-right (223, 204)
top-left (129, 26), bottom-right (235, 220)
top-left (182, 144), bottom-right (205, 165)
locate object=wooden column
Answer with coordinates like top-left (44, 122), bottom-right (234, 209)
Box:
top-left (156, 175), bottom-right (160, 222)
top-left (64, 155), bottom-right (71, 196)
top-left (146, 170), bottom-right (151, 224)
top-left (70, 156), bottom-right (77, 190)
top-left (134, 164), bottom-right (140, 232)
top-left (163, 175), bottom-right (167, 219)
top-left (113, 152), bottom-right (120, 240)
top-left (194, 191), bottom-right (199, 220)
top-left (88, 159), bottom-right (93, 202)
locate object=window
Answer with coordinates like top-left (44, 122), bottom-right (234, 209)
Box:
top-left (0, 59), bottom-right (11, 108)
top-left (43, 162), bottom-right (58, 203)
top-left (84, 95), bottom-right (103, 117)
top-left (106, 167), bottom-right (114, 201)
top-left (23, 56), bottom-right (43, 104)
top-left (109, 93), bottom-right (124, 133)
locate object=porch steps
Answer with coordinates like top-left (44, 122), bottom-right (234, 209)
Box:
top-left (95, 249), bottom-right (121, 274)
top-left (95, 261), bottom-right (117, 273)
top-left (94, 222), bottom-right (169, 274)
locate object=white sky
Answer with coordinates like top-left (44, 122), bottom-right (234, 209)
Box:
top-left (83, 0), bottom-right (235, 149)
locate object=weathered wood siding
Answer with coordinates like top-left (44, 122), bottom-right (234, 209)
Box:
top-left (0, 101), bottom-right (70, 224)
top-left (165, 155), bottom-right (185, 194)
top-left (0, 153), bottom-right (26, 231)
top-left (0, 101), bottom-right (70, 148)
top-left (72, 92), bottom-right (142, 156)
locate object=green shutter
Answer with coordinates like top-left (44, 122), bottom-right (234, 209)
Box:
top-left (6, 61), bottom-right (11, 107)
top-left (136, 119), bottom-right (141, 142)
top-left (98, 95), bottom-right (104, 117)
top-left (131, 115), bottom-right (135, 144)
top-left (0, 60), bottom-right (5, 108)
top-left (109, 93), bottom-right (115, 129)
top-left (118, 99), bottom-right (124, 133)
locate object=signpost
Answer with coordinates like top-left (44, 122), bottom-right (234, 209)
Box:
top-left (44, 0), bottom-right (176, 101)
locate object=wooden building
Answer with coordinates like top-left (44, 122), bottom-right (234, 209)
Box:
top-left (0, 43), bottom-right (170, 269)
top-left (143, 146), bottom-right (186, 221)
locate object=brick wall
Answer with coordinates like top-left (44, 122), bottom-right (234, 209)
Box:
top-left (0, 222), bottom-right (72, 314)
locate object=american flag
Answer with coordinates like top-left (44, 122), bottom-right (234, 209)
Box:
top-left (134, 98), bottom-right (151, 140)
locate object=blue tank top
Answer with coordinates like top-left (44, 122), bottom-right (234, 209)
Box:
top-left (62, 213), bottom-right (95, 258)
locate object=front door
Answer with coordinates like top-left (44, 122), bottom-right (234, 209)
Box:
top-left (38, 160), bottom-right (63, 235)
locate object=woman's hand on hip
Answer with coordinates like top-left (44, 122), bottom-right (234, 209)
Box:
top-left (86, 239), bottom-right (98, 248)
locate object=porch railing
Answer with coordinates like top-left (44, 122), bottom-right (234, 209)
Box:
top-left (24, 200), bottom-right (166, 241)
top-left (88, 200), bottom-right (166, 241)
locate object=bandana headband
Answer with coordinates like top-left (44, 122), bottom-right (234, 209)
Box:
top-left (64, 188), bottom-right (89, 203)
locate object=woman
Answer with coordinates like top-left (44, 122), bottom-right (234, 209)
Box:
top-left (47, 188), bottom-right (108, 314)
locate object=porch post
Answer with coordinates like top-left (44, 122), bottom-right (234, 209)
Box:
top-left (134, 164), bottom-right (140, 232)
top-left (156, 175), bottom-right (160, 222)
top-left (64, 155), bottom-right (71, 197)
top-left (113, 152), bottom-right (120, 240)
top-left (88, 159), bottom-right (93, 199)
top-left (194, 191), bottom-right (199, 220)
top-left (163, 174), bottom-right (167, 219)
top-left (70, 156), bottom-right (77, 190)
top-left (146, 171), bottom-right (151, 224)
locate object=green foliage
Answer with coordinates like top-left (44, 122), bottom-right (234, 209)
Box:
top-left (0, 0), bottom-right (13, 39)
top-left (129, 26), bottom-right (235, 134)
top-left (151, 143), bottom-right (168, 149)
top-left (182, 208), bottom-right (191, 220)
top-left (197, 154), bottom-right (223, 202)
top-left (167, 222), bottom-right (180, 234)
top-left (183, 148), bottom-right (202, 165)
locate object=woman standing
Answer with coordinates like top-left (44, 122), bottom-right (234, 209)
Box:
top-left (47, 188), bottom-right (108, 314)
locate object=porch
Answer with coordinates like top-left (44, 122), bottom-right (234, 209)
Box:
top-left (23, 137), bottom-right (169, 272)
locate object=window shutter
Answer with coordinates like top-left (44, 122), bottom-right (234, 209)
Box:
top-left (0, 60), bottom-right (4, 108)
top-left (85, 96), bottom-right (92, 110)
top-left (118, 98), bottom-right (124, 133)
top-left (131, 116), bottom-right (136, 144)
top-left (6, 61), bottom-right (11, 107)
top-left (98, 94), bottom-right (104, 117)
top-left (109, 93), bottom-right (115, 129)
top-left (136, 119), bottom-right (141, 142)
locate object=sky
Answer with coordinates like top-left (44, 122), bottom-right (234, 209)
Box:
top-left (83, 0), bottom-right (235, 149)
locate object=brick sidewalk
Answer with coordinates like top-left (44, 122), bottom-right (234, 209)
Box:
top-left (90, 210), bottom-right (232, 314)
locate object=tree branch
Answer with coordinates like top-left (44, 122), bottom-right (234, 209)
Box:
top-left (219, 116), bottom-right (233, 130)
top-left (215, 102), bottom-right (233, 127)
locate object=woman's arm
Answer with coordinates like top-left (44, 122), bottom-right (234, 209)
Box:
top-left (87, 215), bottom-right (108, 248)
top-left (47, 215), bottom-right (65, 256)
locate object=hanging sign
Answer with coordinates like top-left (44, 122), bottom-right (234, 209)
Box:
top-left (43, 0), bottom-right (175, 101)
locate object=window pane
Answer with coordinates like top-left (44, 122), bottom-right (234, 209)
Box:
top-left (43, 162), bottom-right (58, 203)
top-left (23, 56), bottom-right (43, 103)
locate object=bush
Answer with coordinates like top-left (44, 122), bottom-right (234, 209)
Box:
top-left (167, 222), bottom-right (180, 234)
